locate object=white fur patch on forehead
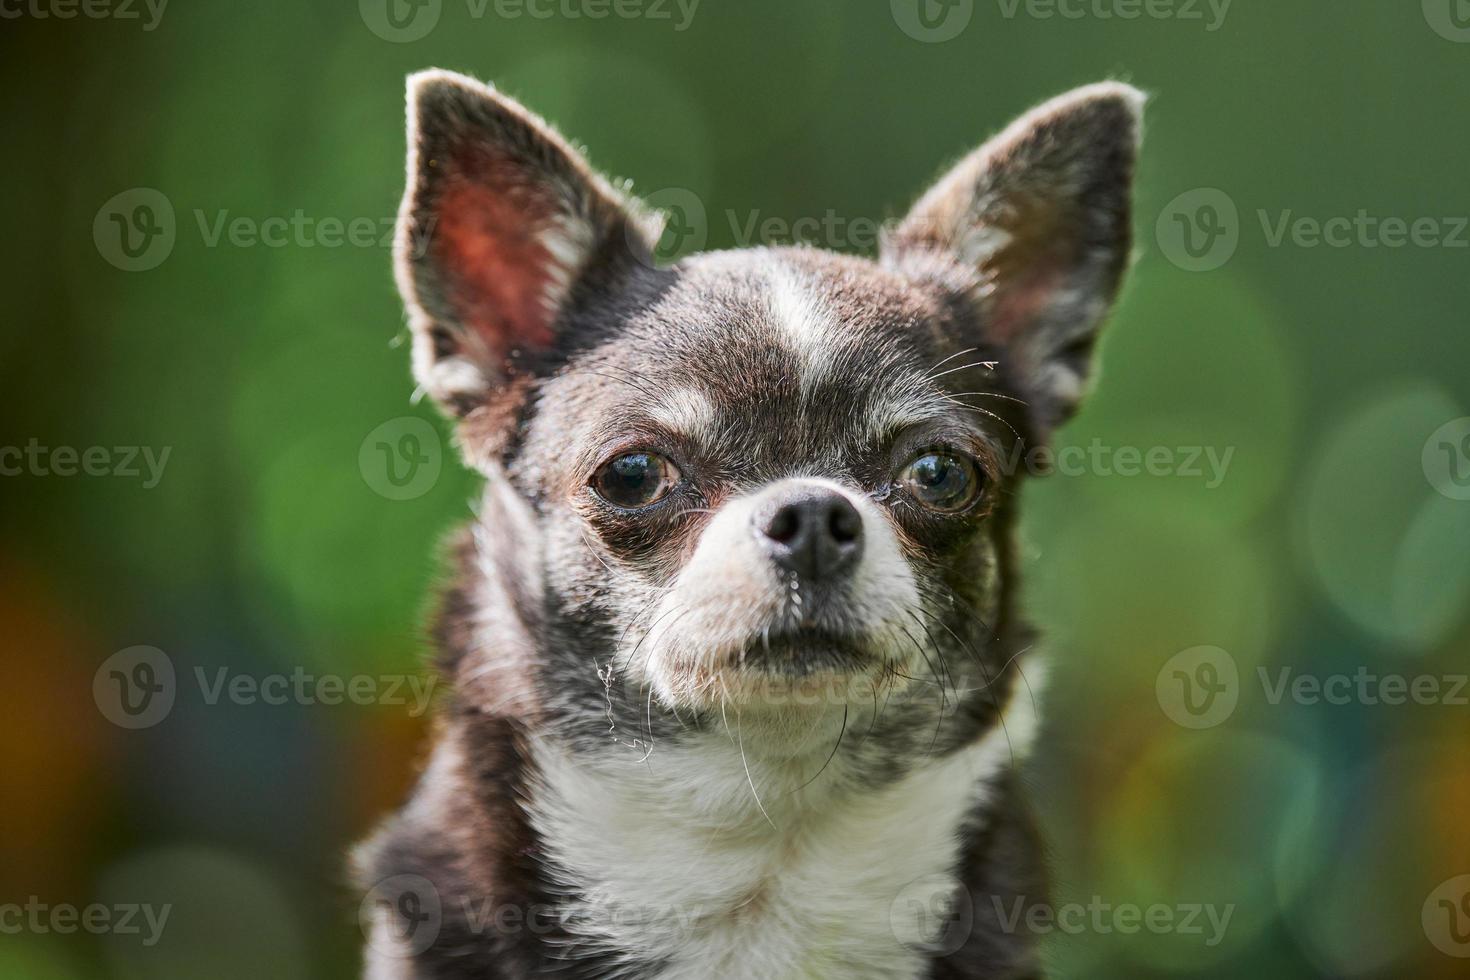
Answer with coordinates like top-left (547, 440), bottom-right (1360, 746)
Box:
top-left (765, 267), bottom-right (838, 394)
top-left (645, 387), bottom-right (719, 442)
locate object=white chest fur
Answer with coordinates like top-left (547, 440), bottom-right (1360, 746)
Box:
top-left (527, 701), bottom-right (1034, 980)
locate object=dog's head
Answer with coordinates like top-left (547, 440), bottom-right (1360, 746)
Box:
top-left (395, 70), bottom-right (1141, 735)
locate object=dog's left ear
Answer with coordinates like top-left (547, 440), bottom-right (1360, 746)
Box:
top-left (883, 82), bottom-right (1144, 430)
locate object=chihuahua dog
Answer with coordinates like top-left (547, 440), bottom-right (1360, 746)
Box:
top-left (357, 69), bottom-right (1142, 980)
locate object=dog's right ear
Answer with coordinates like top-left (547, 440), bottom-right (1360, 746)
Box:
top-left (395, 70), bottom-right (659, 444)
top-left (882, 83), bottom-right (1143, 433)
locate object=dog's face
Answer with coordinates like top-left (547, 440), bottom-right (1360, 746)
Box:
top-left (395, 71), bottom-right (1140, 731)
top-left (530, 250), bottom-right (983, 714)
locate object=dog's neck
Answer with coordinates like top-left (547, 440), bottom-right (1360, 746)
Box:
top-left (523, 689), bottom-right (1037, 980)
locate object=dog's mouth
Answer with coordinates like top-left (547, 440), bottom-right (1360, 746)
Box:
top-left (677, 625), bottom-right (906, 714)
top-left (736, 627), bottom-right (877, 676)
top-left (638, 618), bottom-right (916, 714)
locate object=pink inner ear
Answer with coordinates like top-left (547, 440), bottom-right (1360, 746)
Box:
top-left (431, 148), bottom-right (564, 364)
top-left (987, 263), bottom-right (1065, 344)
top-left (980, 194), bottom-right (1074, 343)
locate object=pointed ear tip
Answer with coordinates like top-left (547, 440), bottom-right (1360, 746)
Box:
top-left (1083, 80), bottom-right (1148, 105)
top-left (1064, 81), bottom-right (1149, 128)
top-left (1043, 81), bottom-right (1146, 117)
top-left (407, 68), bottom-right (469, 96)
top-left (1007, 82), bottom-right (1145, 153)
top-left (405, 69), bottom-right (503, 119)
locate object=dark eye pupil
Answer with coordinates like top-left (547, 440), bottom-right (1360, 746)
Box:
top-left (913, 456), bottom-right (950, 487)
top-left (611, 454), bottom-right (653, 491)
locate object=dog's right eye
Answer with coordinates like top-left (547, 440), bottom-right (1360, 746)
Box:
top-left (591, 452), bottom-right (680, 509)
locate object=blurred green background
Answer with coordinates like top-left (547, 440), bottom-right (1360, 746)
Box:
top-left (2, 1), bottom-right (1468, 977)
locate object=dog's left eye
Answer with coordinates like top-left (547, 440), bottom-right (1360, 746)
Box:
top-left (591, 452), bottom-right (680, 509)
top-left (898, 451), bottom-right (983, 513)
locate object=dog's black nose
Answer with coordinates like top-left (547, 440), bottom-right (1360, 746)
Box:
top-left (755, 488), bottom-right (864, 581)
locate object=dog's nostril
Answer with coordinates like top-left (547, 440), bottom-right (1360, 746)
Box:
top-left (765, 506), bottom-right (801, 545)
top-left (829, 503), bottom-right (861, 545)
